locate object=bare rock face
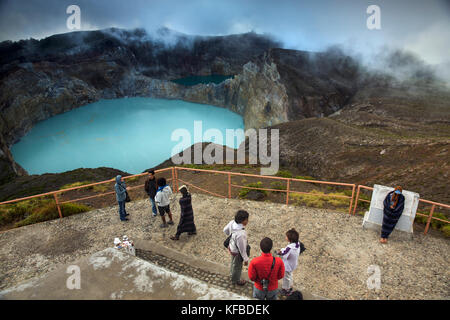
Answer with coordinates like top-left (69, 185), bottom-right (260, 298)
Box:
top-left (0, 28), bottom-right (363, 183)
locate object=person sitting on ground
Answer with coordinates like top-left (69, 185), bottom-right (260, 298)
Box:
top-left (223, 210), bottom-right (250, 286)
top-left (155, 177), bottom-right (174, 228)
top-left (144, 169), bottom-right (158, 217)
top-left (114, 175), bottom-right (129, 221)
top-left (276, 228), bottom-right (301, 296)
top-left (248, 237), bottom-right (285, 300)
top-left (170, 185), bottom-right (197, 240)
top-left (380, 186), bottom-right (405, 244)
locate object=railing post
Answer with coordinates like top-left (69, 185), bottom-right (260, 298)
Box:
top-left (175, 167), bottom-right (179, 191)
top-left (286, 179), bottom-right (291, 205)
top-left (228, 173), bottom-right (231, 199)
top-left (349, 185), bottom-right (356, 215)
top-left (353, 185), bottom-right (361, 215)
top-left (424, 204), bottom-right (435, 235)
top-left (54, 193), bottom-right (63, 219)
top-left (171, 167), bottom-right (175, 190)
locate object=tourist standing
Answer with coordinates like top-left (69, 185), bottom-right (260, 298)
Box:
top-left (155, 177), bottom-right (174, 228)
top-left (248, 237), bottom-right (285, 300)
top-left (380, 186), bottom-right (405, 243)
top-left (223, 210), bottom-right (250, 286)
top-left (170, 185), bottom-right (197, 240)
top-left (144, 169), bottom-right (158, 217)
top-left (277, 228), bottom-right (302, 296)
top-left (114, 175), bottom-right (129, 221)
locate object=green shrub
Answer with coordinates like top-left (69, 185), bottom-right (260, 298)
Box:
top-left (239, 182), bottom-right (267, 198)
top-left (431, 212), bottom-right (448, 230)
top-left (414, 212), bottom-right (449, 230)
top-left (276, 170), bottom-right (292, 178)
top-left (442, 225), bottom-right (450, 237)
top-left (270, 181), bottom-right (286, 193)
top-left (15, 202), bottom-right (91, 228)
top-left (295, 175), bottom-right (316, 181)
top-left (1, 199), bottom-right (91, 229)
top-left (60, 181), bottom-right (93, 190)
top-left (289, 190), bottom-right (350, 208)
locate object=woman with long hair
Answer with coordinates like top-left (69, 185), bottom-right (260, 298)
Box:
top-left (380, 186), bottom-right (405, 243)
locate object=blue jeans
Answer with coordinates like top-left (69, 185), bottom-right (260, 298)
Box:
top-left (118, 200), bottom-right (127, 220)
top-left (253, 285), bottom-right (278, 300)
top-left (149, 197), bottom-right (157, 215)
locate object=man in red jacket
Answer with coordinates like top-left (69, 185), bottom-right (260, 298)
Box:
top-left (248, 237), bottom-right (285, 300)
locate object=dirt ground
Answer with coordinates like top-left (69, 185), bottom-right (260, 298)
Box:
top-left (0, 192), bottom-right (448, 300)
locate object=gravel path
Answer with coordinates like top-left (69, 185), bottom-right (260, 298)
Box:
top-left (0, 193), bottom-right (448, 299)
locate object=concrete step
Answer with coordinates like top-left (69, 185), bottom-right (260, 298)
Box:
top-left (135, 240), bottom-right (327, 300)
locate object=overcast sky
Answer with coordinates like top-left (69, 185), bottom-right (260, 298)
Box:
top-left (0, 0), bottom-right (449, 68)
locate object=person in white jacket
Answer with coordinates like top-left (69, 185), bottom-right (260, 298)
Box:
top-left (223, 210), bottom-right (250, 286)
top-left (276, 228), bottom-right (301, 296)
top-left (155, 178), bottom-right (174, 228)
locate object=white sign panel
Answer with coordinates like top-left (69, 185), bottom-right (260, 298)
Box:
top-left (362, 184), bottom-right (420, 234)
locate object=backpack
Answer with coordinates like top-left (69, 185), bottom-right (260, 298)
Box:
top-left (224, 232), bottom-right (251, 256)
top-left (286, 290), bottom-right (304, 300)
top-left (223, 234), bottom-right (232, 248)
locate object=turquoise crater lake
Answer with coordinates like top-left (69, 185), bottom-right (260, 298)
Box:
top-left (11, 98), bottom-right (245, 174)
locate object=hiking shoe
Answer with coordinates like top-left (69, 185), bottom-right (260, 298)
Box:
top-left (188, 232), bottom-right (197, 236)
top-left (170, 236), bottom-right (180, 241)
top-left (167, 220), bottom-right (174, 225)
top-left (121, 218), bottom-right (129, 222)
top-left (160, 223), bottom-right (168, 228)
top-left (152, 213), bottom-right (157, 217)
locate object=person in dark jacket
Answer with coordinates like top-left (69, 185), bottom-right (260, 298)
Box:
top-left (248, 237), bottom-right (285, 300)
top-left (144, 169), bottom-right (158, 217)
top-left (380, 186), bottom-right (405, 243)
top-left (170, 185), bottom-right (197, 240)
top-left (114, 175), bottom-right (129, 221)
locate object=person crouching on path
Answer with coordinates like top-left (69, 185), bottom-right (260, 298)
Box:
top-left (277, 228), bottom-right (301, 296)
top-left (114, 175), bottom-right (129, 221)
top-left (223, 210), bottom-right (250, 286)
top-left (248, 237), bottom-right (285, 300)
top-left (155, 177), bottom-right (174, 228)
top-left (144, 169), bottom-right (158, 217)
top-left (170, 185), bottom-right (197, 240)
top-left (380, 186), bottom-right (405, 244)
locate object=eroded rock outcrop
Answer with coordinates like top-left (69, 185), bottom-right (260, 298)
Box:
top-left (0, 28), bottom-right (362, 182)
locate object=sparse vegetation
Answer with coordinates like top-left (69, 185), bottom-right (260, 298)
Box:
top-left (290, 190), bottom-right (350, 209)
top-left (60, 180), bottom-right (110, 193)
top-left (414, 211), bottom-right (450, 236)
top-left (0, 199), bottom-right (91, 229)
top-left (239, 181), bottom-right (267, 198)
top-left (276, 170), bottom-right (292, 178)
top-left (295, 175), bottom-right (316, 181)
top-left (270, 181), bottom-right (286, 193)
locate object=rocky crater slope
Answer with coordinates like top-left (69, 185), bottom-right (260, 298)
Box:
top-left (0, 28), bottom-right (362, 183)
top-left (0, 28), bottom-right (449, 206)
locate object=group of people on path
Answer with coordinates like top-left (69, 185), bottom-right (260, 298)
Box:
top-left (114, 170), bottom-right (196, 240)
top-left (223, 210), bottom-right (304, 300)
top-left (114, 170), bottom-right (406, 300)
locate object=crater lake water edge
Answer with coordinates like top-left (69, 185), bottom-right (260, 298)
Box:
top-left (11, 97), bottom-right (245, 174)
